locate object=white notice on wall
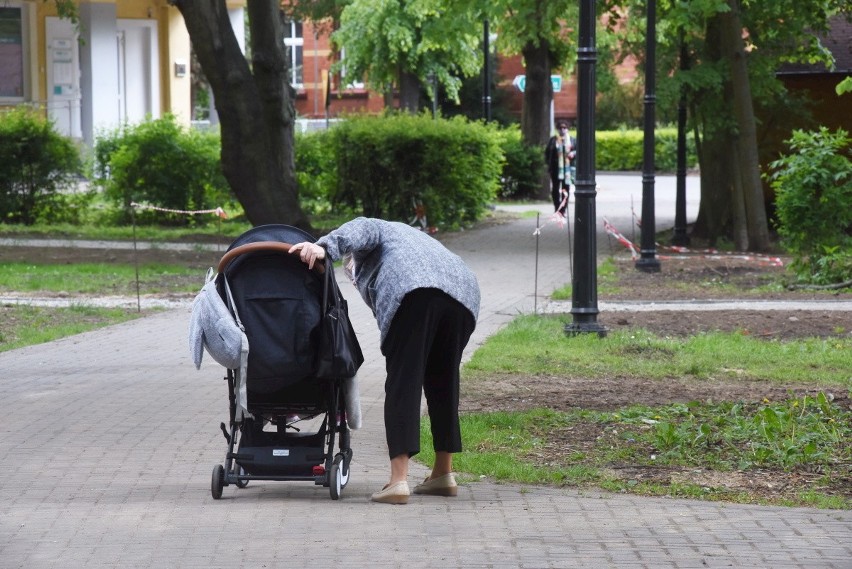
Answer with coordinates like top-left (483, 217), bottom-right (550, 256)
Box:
top-left (53, 62), bottom-right (73, 86)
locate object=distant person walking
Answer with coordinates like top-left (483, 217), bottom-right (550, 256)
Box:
top-left (290, 217), bottom-right (480, 505)
top-left (545, 118), bottom-right (576, 216)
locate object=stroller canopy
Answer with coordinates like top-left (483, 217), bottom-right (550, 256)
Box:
top-left (220, 224), bottom-right (323, 393)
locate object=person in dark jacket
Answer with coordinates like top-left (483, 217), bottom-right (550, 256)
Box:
top-left (290, 217), bottom-right (480, 504)
top-left (544, 118), bottom-right (576, 216)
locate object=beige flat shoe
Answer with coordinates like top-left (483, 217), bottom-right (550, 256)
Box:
top-left (413, 473), bottom-right (458, 497)
top-left (370, 481), bottom-right (410, 504)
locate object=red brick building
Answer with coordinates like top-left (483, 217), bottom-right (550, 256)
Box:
top-left (289, 19), bottom-right (584, 126)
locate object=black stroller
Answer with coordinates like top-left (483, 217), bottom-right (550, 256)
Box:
top-left (206, 224), bottom-right (354, 500)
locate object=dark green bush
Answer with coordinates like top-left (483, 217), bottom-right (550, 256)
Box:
top-left (495, 127), bottom-right (543, 201)
top-left (92, 114), bottom-right (231, 226)
top-left (295, 129), bottom-right (338, 215)
top-left (0, 107), bottom-right (82, 225)
top-left (330, 113), bottom-right (501, 228)
top-left (768, 127), bottom-right (852, 284)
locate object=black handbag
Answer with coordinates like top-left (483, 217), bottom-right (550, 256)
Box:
top-left (315, 256), bottom-right (364, 379)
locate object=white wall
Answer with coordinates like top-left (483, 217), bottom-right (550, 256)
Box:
top-left (78, 2), bottom-right (119, 145)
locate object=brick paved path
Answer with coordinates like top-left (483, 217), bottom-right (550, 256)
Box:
top-left (2, 196), bottom-right (850, 568)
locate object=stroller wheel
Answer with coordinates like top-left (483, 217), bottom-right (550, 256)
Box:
top-left (234, 465), bottom-right (249, 488)
top-left (211, 465), bottom-right (225, 499)
top-left (329, 453), bottom-right (349, 500)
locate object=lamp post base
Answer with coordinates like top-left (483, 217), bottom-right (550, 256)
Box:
top-left (564, 321), bottom-right (608, 338)
top-left (635, 257), bottom-right (661, 273)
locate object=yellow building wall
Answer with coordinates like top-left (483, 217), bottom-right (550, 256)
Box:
top-left (163, 6), bottom-right (191, 125)
top-left (34, 1), bottom-right (57, 104)
top-left (28, 0), bottom-right (190, 122)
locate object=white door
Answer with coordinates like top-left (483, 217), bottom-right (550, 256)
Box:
top-left (45, 17), bottom-right (82, 138)
top-left (116, 19), bottom-right (159, 124)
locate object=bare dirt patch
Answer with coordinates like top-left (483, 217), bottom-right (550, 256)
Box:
top-left (601, 309), bottom-right (851, 340)
top-left (460, 374), bottom-right (851, 415)
top-left (598, 255), bottom-right (852, 339)
top-left (0, 244), bottom-right (219, 270)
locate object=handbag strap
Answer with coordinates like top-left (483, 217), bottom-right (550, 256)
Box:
top-left (322, 256), bottom-right (341, 313)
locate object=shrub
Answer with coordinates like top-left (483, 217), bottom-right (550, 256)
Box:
top-left (768, 127), bottom-right (852, 284)
top-left (0, 107), bottom-right (82, 225)
top-left (295, 129), bottom-right (338, 216)
top-left (495, 126), bottom-right (543, 201)
top-left (330, 113), bottom-right (501, 228)
top-left (91, 114), bottom-right (231, 226)
top-left (596, 128), bottom-right (697, 172)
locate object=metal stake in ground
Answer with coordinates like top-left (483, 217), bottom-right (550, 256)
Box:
top-left (131, 205), bottom-right (141, 313)
top-left (534, 213), bottom-right (540, 314)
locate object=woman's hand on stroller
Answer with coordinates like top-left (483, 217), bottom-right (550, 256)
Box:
top-left (289, 242), bottom-right (326, 270)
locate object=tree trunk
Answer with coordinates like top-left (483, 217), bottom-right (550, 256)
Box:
top-left (692, 12), bottom-right (738, 247)
top-left (521, 40), bottom-right (553, 147)
top-left (692, 125), bottom-right (733, 245)
top-left (383, 86), bottom-right (395, 110)
top-left (521, 40), bottom-right (553, 201)
top-left (399, 70), bottom-right (421, 113)
top-left (719, 0), bottom-right (770, 251)
top-left (173, 0), bottom-right (311, 231)
top-left (729, 141), bottom-right (749, 250)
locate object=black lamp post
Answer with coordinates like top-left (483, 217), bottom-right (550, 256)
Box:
top-left (565, 0), bottom-right (606, 337)
top-left (635, 0), bottom-right (661, 273)
top-left (672, 32), bottom-right (690, 247)
top-left (482, 19), bottom-right (492, 123)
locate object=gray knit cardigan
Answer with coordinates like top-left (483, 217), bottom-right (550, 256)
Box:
top-left (317, 217), bottom-right (480, 345)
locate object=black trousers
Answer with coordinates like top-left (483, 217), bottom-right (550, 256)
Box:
top-left (551, 176), bottom-right (569, 215)
top-left (380, 288), bottom-right (476, 459)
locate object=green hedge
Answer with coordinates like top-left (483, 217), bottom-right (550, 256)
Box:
top-left (296, 124), bottom-right (698, 207)
top-left (295, 128), bottom-right (337, 216)
top-left (329, 114), bottom-right (502, 228)
top-left (0, 107), bottom-right (82, 225)
top-left (596, 128), bottom-right (698, 171)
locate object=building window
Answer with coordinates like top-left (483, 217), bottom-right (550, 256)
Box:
top-left (339, 47), bottom-right (364, 89)
top-left (0, 6), bottom-right (24, 99)
top-left (283, 20), bottom-right (303, 87)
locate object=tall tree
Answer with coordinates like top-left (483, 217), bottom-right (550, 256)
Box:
top-left (478, 0), bottom-right (578, 147)
top-left (602, 0), bottom-right (848, 251)
top-left (331, 0), bottom-right (482, 111)
top-left (718, 0), bottom-right (769, 250)
top-left (172, 0), bottom-right (311, 230)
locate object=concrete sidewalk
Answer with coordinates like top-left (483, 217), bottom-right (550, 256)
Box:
top-left (2, 175), bottom-right (851, 568)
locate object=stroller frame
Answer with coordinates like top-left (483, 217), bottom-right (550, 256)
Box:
top-left (208, 225), bottom-right (354, 501)
top-left (212, 369), bottom-right (353, 500)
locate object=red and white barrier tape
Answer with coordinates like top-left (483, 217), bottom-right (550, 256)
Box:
top-left (604, 218), bottom-right (783, 266)
top-left (409, 199), bottom-right (438, 233)
top-left (130, 202), bottom-right (228, 219)
top-left (656, 253), bottom-right (784, 266)
top-left (658, 243), bottom-right (718, 254)
top-left (603, 217), bottom-right (639, 259)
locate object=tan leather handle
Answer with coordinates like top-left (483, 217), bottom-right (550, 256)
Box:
top-left (217, 241), bottom-right (325, 274)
